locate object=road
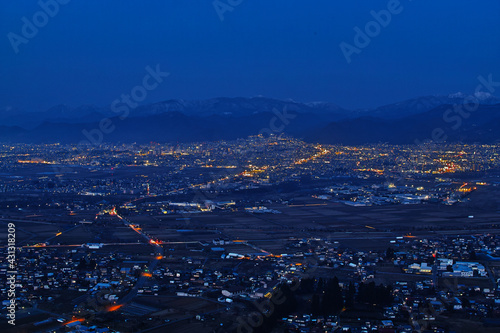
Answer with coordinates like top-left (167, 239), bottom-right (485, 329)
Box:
top-left (44, 224), bottom-right (80, 243)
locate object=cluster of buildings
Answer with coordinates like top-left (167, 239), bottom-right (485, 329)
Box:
top-left (0, 247), bottom-right (138, 312)
top-left (2, 141), bottom-right (500, 202)
top-left (2, 141), bottom-right (500, 331)
top-left (2, 227), bottom-right (500, 332)
top-left (317, 181), bottom-right (471, 207)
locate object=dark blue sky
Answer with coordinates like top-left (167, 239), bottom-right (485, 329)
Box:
top-left (1, 0), bottom-right (499, 112)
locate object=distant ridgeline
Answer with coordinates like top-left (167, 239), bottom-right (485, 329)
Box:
top-left (0, 96), bottom-right (499, 144)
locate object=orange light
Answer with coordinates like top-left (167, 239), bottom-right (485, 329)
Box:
top-left (55, 232), bottom-right (62, 236)
top-left (156, 255), bottom-right (163, 260)
top-left (142, 272), bottom-right (152, 277)
top-left (106, 304), bottom-right (124, 312)
top-left (64, 318), bottom-right (84, 325)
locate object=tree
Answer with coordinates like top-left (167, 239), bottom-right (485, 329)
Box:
top-left (357, 282), bottom-right (392, 306)
top-left (345, 282), bottom-right (356, 308)
top-left (469, 250), bottom-right (477, 260)
top-left (385, 247), bottom-right (395, 260)
top-left (321, 277), bottom-right (344, 315)
top-left (298, 277), bottom-right (315, 294)
top-left (311, 294), bottom-right (321, 315)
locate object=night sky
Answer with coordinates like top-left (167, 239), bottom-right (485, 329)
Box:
top-left (1, 0), bottom-right (499, 112)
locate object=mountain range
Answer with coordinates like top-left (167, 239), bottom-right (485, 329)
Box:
top-left (0, 94), bottom-right (499, 145)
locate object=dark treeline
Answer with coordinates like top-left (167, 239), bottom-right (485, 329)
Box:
top-left (235, 277), bottom-right (393, 332)
top-left (299, 277), bottom-right (393, 316)
top-left (237, 283), bottom-right (298, 333)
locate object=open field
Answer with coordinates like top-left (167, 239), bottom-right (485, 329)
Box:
top-left (118, 185), bottom-right (500, 255)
